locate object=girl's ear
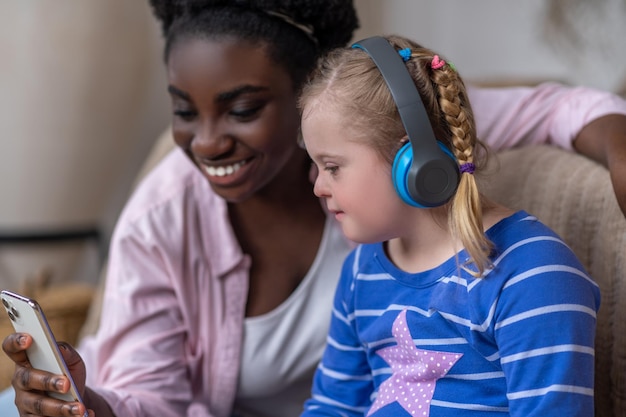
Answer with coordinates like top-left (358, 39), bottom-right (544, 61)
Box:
top-left (395, 135), bottom-right (410, 153)
top-left (297, 130), bottom-right (306, 149)
top-left (389, 136), bottom-right (411, 164)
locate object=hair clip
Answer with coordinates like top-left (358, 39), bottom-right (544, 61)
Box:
top-left (448, 61), bottom-right (457, 72)
top-left (459, 162), bottom-right (475, 174)
top-left (398, 48), bottom-right (411, 62)
top-left (431, 55), bottom-right (446, 69)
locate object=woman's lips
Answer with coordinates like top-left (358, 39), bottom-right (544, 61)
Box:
top-left (202, 159), bottom-right (248, 177)
top-left (196, 157), bottom-right (253, 187)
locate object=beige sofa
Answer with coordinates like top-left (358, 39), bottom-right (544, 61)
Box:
top-left (12, 128), bottom-right (626, 416)
top-left (483, 145), bottom-right (626, 417)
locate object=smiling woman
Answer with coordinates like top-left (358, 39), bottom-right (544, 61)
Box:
top-left (166, 37), bottom-right (303, 202)
top-left (1, 2), bottom-right (360, 417)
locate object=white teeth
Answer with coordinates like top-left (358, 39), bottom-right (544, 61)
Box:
top-left (204, 160), bottom-right (246, 177)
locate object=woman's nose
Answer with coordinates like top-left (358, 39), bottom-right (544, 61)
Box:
top-left (191, 122), bottom-right (233, 159)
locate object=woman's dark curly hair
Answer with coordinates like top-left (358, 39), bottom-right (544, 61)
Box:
top-left (148, 0), bottom-right (359, 90)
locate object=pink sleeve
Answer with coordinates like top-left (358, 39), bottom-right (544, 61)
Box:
top-left (81, 220), bottom-right (200, 417)
top-left (468, 82), bottom-right (626, 151)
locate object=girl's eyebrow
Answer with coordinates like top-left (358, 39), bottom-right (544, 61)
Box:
top-left (310, 151), bottom-right (345, 163)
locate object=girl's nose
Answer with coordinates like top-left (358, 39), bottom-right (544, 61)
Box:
top-left (313, 173), bottom-right (329, 198)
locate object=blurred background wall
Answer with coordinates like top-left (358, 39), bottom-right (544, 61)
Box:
top-left (0, 0), bottom-right (624, 290)
top-left (354, 0), bottom-right (626, 91)
top-left (0, 1), bottom-right (170, 290)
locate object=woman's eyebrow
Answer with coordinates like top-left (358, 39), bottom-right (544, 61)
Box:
top-left (166, 84), bottom-right (268, 103)
top-left (216, 84), bottom-right (268, 102)
top-left (167, 85), bottom-right (190, 99)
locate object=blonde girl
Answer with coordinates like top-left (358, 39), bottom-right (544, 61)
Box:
top-left (299, 35), bottom-right (599, 417)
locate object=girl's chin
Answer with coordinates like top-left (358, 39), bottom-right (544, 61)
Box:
top-left (341, 227), bottom-right (383, 245)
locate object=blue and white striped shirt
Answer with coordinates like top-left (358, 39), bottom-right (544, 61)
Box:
top-left (302, 211), bottom-right (600, 417)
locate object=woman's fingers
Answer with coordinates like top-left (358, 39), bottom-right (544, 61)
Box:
top-left (4, 333), bottom-right (89, 416)
top-left (2, 332), bottom-right (32, 365)
top-left (15, 389), bottom-right (83, 416)
top-left (13, 365), bottom-right (70, 394)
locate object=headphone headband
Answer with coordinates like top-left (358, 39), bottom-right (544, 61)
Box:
top-left (351, 36), bottom-right (460, 207)
top-left (352, 37), bottom-right (440, 159)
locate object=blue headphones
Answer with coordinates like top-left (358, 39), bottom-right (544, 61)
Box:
top-left (352, 36), bottom-right (460, 208)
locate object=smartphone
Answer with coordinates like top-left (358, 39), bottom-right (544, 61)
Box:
top-left (1, 289), bottom-right (86, 406)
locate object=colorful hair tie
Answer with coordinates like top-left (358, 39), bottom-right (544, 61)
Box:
top-left (459, 162), bottom-right (475, 174)
top-left (398, 48), bottom-right (411, 62)
top-left (448, 61), bottom-right (457, 72)
top-left (431, 55), bottom-right (446, 70)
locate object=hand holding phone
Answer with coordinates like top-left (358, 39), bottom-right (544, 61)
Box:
top-left (1, 289), bottom-right (86, 407)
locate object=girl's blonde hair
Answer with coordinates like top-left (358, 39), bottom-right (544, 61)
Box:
top-left (300, 35), bottom-right (494, 275)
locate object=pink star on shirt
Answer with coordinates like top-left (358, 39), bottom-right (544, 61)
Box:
top-left (367, 309), bottom-right (462, 417)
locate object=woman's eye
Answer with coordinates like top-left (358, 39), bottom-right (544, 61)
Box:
top-left (230, 105), bottom-right (263, 120)
top-left (173, 109), bottom-right (196, 121)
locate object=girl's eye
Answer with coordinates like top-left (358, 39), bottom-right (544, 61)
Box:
top-left (324, 165), bottom-right (339, 175)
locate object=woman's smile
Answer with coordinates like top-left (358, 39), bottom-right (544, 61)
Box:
top-left (195, 156), bottom-right (256, 187)
top-left (203, 160), bottom-right (246, 177)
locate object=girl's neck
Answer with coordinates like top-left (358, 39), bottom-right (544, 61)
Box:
top-left (385, 203), bottom-right (514, 274)
top-left (385, 209), bottom-right (459, 274)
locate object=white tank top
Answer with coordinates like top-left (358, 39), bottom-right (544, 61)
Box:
top-left (233, 216), bottom-right (352, 417)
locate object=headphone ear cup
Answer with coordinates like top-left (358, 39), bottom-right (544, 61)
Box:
top-left (392, 142), bottom-right (460, 208)
top-left (392, 142), bottom-right (423, 207)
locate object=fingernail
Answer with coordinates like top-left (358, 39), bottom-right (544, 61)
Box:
top-left (70, 405), bottom-right (80, 415)
top-left (17, 334), bottom-right (27, 347)
top-left (55, 378), bottom-right (65, 391)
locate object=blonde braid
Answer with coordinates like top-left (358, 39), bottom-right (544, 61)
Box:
top-left (384, 38), bottom-right (493, 275)
top-left (431, 63), bottom-right (493, 276)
